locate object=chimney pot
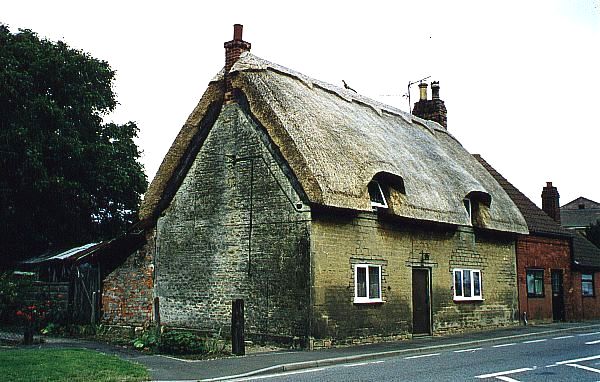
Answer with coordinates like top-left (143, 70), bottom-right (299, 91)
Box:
top-left (418, 82), bottom-right (428, 101)
top-left (431, 81), bottom-right (440, 100)
top-left (233, 24), bottom-right (243, 41)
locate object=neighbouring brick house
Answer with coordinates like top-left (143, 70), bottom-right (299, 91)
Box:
top-left (474, 156), bottom-right (600, 323)
top-left (101, 25), bottom-right (531, 347)
top-left (561, 197), bottom-right (600, 235)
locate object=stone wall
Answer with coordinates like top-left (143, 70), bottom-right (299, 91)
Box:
top-left (310, 212), bottom-right (518, 344)
top-left (155, 103), bottom-right (311, 342)
top-left (101, 231), bottom-right (154, 326)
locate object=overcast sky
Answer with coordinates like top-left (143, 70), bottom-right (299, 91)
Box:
top-left (3, 0), bottom-right (599, 207)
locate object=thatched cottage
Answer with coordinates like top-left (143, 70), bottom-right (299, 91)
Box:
top-left (101, 25), bottom-right (530, 347)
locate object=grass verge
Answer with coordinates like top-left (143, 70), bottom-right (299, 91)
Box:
top-left (0, 348), bottom-right (149, 381)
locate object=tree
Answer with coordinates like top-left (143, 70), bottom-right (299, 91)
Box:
top-left (0, 25), bottom-right (147, 268)
top-left (586, 220), bottom-right (600, 249)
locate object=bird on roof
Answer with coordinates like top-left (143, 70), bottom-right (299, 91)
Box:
top-left (342, 80), bottom-right (356, 93)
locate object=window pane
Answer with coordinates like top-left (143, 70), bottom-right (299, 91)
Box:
top-left (369, 266), bottom-right (380, 299)
top-left (583, 274), bottom-right (594, 296)
top-left (368, 181), bottom-right (386, 206)
top-left (526, 272), bottom-right (535, 295)
top-left (534, 278), bottom-right (543, 295)
top-left (356, 267), bottom-right (367, 297)
top-left (473, 271), bottom-right (481, 297)
top-left (454, 270), bottom-right (463, 297)
top-left (463, 270), bottom-right (472, 297)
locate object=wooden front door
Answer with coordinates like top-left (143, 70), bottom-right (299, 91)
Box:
top-left (551, 270), bottom-right (565, 321)
top-left (412, 268), bottom-right (431, 335)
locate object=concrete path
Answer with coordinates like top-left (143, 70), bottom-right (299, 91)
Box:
top-left (4, 322), bottom-right (600, 381)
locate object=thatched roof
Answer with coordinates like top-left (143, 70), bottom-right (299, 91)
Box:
top-left (140, 52), bottom-right (528, 234)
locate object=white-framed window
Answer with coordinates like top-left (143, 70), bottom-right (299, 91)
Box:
top-left (368, 181), bottom-right (388, 209)
top-left (463, 198), bottom-right (472, 221)
top-left (582, 273), bottom-right (595, 297)
top-left (526, 269), bottom-right (544, 297)
top-left (453, 268), bottom-right (483, 301)
top-left (354, 264), bottom-right (383, 303)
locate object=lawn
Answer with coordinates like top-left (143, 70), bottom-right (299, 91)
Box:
top-left (0, 348), bottom-right (150, 382)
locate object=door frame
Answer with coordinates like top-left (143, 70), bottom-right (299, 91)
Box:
top-left (412, 267), bottom-right (432, 335)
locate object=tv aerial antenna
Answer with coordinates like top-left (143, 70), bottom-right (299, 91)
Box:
top-left (404, 76), bottom-right (430, 114)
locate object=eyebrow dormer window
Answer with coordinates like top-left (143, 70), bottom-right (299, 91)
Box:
top-left (368, 181), bottom-right (388, 209)
top-left (463, 198), bottom-right (472, 221)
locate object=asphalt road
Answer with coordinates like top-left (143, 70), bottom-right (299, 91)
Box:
top-left (225, 328), bottom-right (600, 381)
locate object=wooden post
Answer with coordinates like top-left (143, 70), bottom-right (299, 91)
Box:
top-left (231, 299), bottom-right (245, 356)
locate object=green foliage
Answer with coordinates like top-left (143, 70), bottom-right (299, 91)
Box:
top-left (0, 272), bottom-right (33, 323)
top-left (586, 220), bottom-right (600, 249)
top-left (132, 328), bottom-right (159, 350)
top-left (0, 348), bottom-right (149, 382)
top-left (158, 329), bottom-right (226, 355)
top-left (0, 24), bottom-right (147, 268)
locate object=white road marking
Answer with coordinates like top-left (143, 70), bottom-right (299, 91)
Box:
top-left (555, 354), bottom-right (600, 365)
top-left (342, 360), bottom-right (385, 367)
top-left (492, 343), bottom-right (516, 348)
top-left (475, 367), bottom-right (534, 379)
top-left (454, 347), bottom-right (483, 353)
top-left (523, 339), bottom-right (547, 344)
top-left (553, 335), bottom-right (574, 340)
top-left (566, 363), bottom-right (600, 374)
top-left (496, 376), bottom-right (522, 382)
top-left (158, 354), bottom-right (205, 363)
top-left (587, 340), bottom-right (600, 345)
top-left (404, 353), bottom-right (440, 360)
top-left (578, 332), bottom-right (600, 337)
top-left (220, 367), bottom-right (329, 381)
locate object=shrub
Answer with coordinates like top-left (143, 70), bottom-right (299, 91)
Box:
top-left (158, 328), bottom-right (225, 355)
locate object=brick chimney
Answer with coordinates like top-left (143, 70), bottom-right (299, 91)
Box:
top-left (412, 81), bottom-right (448, 128)
top-left (541, 182), bottom-right (561, 223)
top-left (224, 24), bottom-right (251, 103)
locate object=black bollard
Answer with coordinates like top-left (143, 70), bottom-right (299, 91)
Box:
top-left (231, 299), bottom-right (245, 355)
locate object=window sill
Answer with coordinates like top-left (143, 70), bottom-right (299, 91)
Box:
top-left (453, 297), bottom-right (484, 303)
top-left (583, 295), bottom-right (596, 298)
top-left (354, 298), bottom-right (384, 304)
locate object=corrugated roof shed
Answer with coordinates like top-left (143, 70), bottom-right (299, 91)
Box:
top-left (22, 242), bottom-right (101, 264)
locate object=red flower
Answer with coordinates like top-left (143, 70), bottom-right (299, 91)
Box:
top-left (16, 310), bottom-right (23, 316)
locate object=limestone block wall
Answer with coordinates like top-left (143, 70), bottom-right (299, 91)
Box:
top-left (155, 104), bottom-right (311, 341)
top-left (310, 212), bottom-right (519, 343)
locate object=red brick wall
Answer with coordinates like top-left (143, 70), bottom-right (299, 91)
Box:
top-left (573, 271), bottom-right (600, 320)
top-left (101, 230), bottom-right (154, 326)
top-left (516, 235), bottom-right (576, 322)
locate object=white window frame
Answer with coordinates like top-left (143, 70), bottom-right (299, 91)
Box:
top-left (582, 273), bottom-right (595, 297)
top-left (354, 264), bottom-right (383, 303)
top-left (368, 181), bottom-right (388, 209)
top-left (453, 268), bottom-right (483, 301)
top-left (463, 198), bottom-right (472, 221)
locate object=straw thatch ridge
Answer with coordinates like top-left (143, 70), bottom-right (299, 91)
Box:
top-left (139, 52), bottom-right (527, 234)
top-left (230, 52), bottom-right (527, 233)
